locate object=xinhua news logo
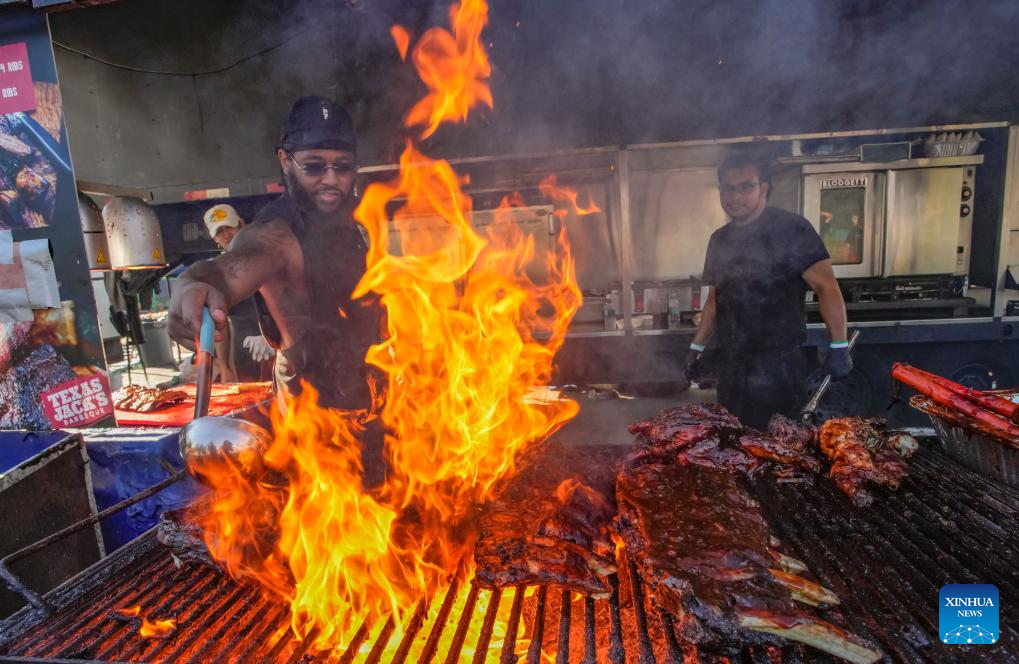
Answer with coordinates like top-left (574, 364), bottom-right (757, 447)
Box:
top-left (940, 584), bottom-right (999, 645)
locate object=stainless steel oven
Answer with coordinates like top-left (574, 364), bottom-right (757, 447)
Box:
top-left (801, 161), bottom-right (977, 279)
top-left (802, 171), bottom-right (885, 278)
top-left (883, 167), bottom-right (965, 276)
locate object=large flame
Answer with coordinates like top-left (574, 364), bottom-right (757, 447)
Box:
top-left (191, 0), bottom-right (588, 653)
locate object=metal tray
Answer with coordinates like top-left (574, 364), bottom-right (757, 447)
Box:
top-left (925, 410), bottom-right (1019, 489)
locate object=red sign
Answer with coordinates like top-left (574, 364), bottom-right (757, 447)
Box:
top-left (41, 374), bottom-right (114, 428)
top-left (0, 42), bottom-right (36, 115)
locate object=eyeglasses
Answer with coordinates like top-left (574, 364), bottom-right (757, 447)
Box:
top-left (285, 151), bottom-right (358, 177)
top-left (718, 180), bottom-right (761, 195)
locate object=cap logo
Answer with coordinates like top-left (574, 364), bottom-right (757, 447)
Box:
top-left (212, 209), bottom-right (227, 221)
top-left (322, 104), bottom-right (329, 120)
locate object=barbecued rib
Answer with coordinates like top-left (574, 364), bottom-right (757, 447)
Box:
top-left (629, 404), bottom-right (823, 477)
top-left (737, 433), bottom-right (823, 473)
top-left (765, 415), bottom-right (816, 453)
top-left (473, 449), bottom-right (621, 598)
top-left (112, 384), bottom-right (188, 412)
top-left (616, 462), bottom-right (879, 662)
top-left (628, 403), bottom-right (740, 447)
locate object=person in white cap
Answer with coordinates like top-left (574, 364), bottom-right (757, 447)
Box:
top-left (202, 204), bottom-right (275, 382)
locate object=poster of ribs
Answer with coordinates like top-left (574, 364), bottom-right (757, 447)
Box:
top-left (0, 39), bottom-right (67, 230)
top-left (0, 12), bottom-right (112, 430)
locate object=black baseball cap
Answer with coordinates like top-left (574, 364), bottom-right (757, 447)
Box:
top-left (280, 96), bottom-right (357, 154)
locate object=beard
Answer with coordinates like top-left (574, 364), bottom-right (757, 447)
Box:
top-left (284, 168), bottom-right (352, 218)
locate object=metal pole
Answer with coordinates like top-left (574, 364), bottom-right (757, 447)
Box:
top-left (615, 149), bottom-right (633, 332)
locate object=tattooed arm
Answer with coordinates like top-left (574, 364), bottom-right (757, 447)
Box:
top-left (169, 221), bottom-right (293, 350)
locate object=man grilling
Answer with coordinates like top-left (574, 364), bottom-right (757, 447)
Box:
top-left (168, 96), bottom-right (379, 412)
top-left (684, 152), bottom-right (851, 430)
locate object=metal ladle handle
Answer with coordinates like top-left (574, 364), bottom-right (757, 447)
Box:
top-left (194, 308), bottom-right (215, 420)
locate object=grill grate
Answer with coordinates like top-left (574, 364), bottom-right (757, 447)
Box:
top-left (1, 446), bottom-right (1018, 662)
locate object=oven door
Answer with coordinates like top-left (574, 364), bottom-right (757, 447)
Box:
top-left (801, 172), bottom-right (883, 278)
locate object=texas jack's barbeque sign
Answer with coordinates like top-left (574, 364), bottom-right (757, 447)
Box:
top-left (41, 374), bottom-right (114, 428)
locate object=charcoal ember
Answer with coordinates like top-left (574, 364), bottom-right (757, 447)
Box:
top-left (615, 462), bottom-right (791, 651)
top-left (0, 344), bottom-right (75, 429)
top-left (473, 445), bottom-right (622, 598)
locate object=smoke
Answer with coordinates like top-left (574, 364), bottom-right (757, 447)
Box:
top-left (470, 0), bottom-right (1019, 155)
top-left (50, 0), bottom-right (1019, 188)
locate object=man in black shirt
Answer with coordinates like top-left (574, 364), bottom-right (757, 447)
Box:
top-left (685, 153), bottom-right (852, 429)
top-left (168, 96), bottom-right (380, 411)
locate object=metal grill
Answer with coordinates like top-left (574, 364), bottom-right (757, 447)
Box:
top-left (2, 446), bottom-right (1019, 663)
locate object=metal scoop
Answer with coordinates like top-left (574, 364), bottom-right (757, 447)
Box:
top-left (179, 308), bottom-right (273, 484)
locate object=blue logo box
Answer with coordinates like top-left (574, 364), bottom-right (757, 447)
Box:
top-left (940, 584), bottom-right (999, 645)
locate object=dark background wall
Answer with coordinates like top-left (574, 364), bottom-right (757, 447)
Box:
top-left (47, 0), bottom-right (1019, 190)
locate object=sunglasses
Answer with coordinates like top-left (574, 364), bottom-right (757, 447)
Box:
top-left (718, 180), bottom-right (761, 196)
top-left (285, 151), bottom-right (358, 177)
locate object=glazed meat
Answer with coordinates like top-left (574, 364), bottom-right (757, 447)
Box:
top-left (628, 402), bottom-right (740, 446)
top-left (112, 384), bottom-right (188, 412)
top-left (628, 404), bottom-right (821, 478)
top-left (473, 447), bottom-right (621, 598)
top-left (765, 414), bottom-right (816, 453)
top-left (737, 433), bottom-right (822, 473)
top-left (616, 462), bottom-right (880, 662)
top-left (818, 418), bottom-right (911, 506)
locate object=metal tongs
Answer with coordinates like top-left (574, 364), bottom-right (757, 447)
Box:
top-left (800, 329), bottom-right (861, 424)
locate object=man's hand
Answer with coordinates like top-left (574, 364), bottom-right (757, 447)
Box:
top-left (682, 344), bottom-right (705, 382)
top-left (168, 280), bottom-right (229, 351)
top-left (243, 335), bottom-right (276, 362)
top-left (823, 344), bottom-right (854, 378)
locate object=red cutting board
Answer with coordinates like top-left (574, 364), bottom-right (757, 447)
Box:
top-left (113, 383), bottom-right (272, 428)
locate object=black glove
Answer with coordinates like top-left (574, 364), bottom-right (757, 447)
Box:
top-left (823, 345), bottom-right (853, 378)
top-left (683, 346), bottom-right (704, 382)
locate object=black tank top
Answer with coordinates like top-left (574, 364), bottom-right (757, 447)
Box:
top-left (252, 193), bottom-right (380, 409)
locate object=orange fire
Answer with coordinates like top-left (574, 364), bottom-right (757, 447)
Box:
top-left (113, 606), bottom-right (140, 620)
top-left (191, 0), bottom-right (588, 654)
top-left (404, 0), bottom-right (492, 138)
top-left (538, 175), bottom-right (602, 219)
top-left (139, 617), bottom-right (176, 639)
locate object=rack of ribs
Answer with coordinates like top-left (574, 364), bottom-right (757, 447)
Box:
top-left (628, 405), bottom-right (824, 477)
top-left (473, 447), bottom-right (621, 598)
top-left (112, 384), bottom-right (188, 412)
top-left (615, 461), bottom-right (881, 663)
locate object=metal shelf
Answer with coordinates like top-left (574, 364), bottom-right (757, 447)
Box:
top-left (800, 155), bottom-right (983, 174)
